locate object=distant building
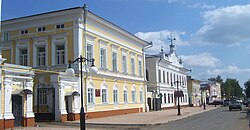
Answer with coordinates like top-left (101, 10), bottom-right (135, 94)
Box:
top-left (146, 41), bottom-right (190, 110)
top-left (187, 77), bottom-right (201, 107)
top-left (201, 81), bottom-right (221, 104)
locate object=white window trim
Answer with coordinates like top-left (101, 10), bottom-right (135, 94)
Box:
top-left (138, 57), bottom-right (142, 76)
top-left (99, 40), bottom-right (108, 69)
top-left (132, 86), bottom-right (136, 103)
top-left (123, 86), bottom-right (128, 104)
top-left (111, 44), bottom-right (119, 72)
top-left (51, 33), bottom-right (67, 66)
top-left (87, 83), bottom-right (95, 105)
top-left (113, 85), bottom-right (119, 104)
top-left (33, 37), bottom-right (48, 67)
top-left (15, 39), bottom-right (30, 66)
top-left (140, 87), bottom-right (143, 103)
top-left (122, 49), bottom-right (127, 73)
top-left (101, 85), bottom-right (108, 104)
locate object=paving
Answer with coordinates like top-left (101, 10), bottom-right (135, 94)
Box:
top-left (11, 105), bottom-right (219, 130)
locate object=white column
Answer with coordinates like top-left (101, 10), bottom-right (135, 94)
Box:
top-left (25, 81), bottom-right (34, 118)
top-left (3, 78), bottom-right (14, 119)
top-left (59, 84), bottom-right (67, 115)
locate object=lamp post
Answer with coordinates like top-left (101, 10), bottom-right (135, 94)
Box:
top-left (66, 55), bottom-right (97, 130)
top-left (172, 80), bottom-right (182, 116)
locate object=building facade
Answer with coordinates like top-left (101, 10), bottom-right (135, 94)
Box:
top-left (146, 42), bottom-right (189, 110)
top-left (0, 54), bottom-right (35, 129)
top-left (201, 81), bottom-right (221, 104)
top-left (187, 77), bottom-right (201, 107)
top-left (0, 6), bottom-right (151, 123)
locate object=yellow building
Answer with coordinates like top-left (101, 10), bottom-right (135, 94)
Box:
top-left (0, 6), bottom-right (151, 123)
top-left (187, 77), bottom-right (201, 107)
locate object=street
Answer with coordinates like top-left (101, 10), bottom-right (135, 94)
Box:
top-left (143, 106), bottom-right (249, 130)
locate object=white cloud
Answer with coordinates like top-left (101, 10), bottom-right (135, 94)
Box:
top-left (180, 53), bottom-right (220, 68)
top-left (191, 4), bottom-right (250, 45)
top-left (206, 65), bottom-right (250, 76)
top-left (135, 30), bottom-right (188, 54)
top-left (188, 2), bottom-right (216, 10)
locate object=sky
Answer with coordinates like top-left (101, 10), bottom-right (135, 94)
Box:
top-left (2, 0), bottom-right (250, 87)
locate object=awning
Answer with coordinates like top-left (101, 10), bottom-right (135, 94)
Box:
top-left (65, 91), bottom-right (80, 97)
top-left (12, 89), bottom-right (33, 95)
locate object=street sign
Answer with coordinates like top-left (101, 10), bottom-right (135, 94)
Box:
top-left (174, 90), bottom-right (184, 97)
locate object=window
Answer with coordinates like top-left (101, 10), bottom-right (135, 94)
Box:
top-left (131, 58), bottom-right (135, 75)
top-left (55, 45), bottom-right (65, 65)
top-left (163, 71), bottom-right (166, 83)
top-left (167, 72), bottom-right (169, 84)
top-left (168, 93), bottom-right (170, 103)
top-left (87, 44), bottom-right (93, 65)
top-left (112, 52), bottom-right (117, 71)
top-left (158, 70), bottom-right (161, 83)
top-left (122, 55), bottom-right (127, 73)
top-left (37, 46), bottom-right (46, 66)
top-left (113, 89), bottom-right (118, 103)
top-left (3, 32), bottom-right (10, 41)
top-left (19, 48), bottom-right (28, 66)
top-left (100, 48), bottom-right (106, 69)
top-left (171, 94), bottom-right (174, 103)
top-left (102, 88), bottom-right (108, 103)
top-left (56, 24), bottom-right (64, 29)
top-left (132, 88), bottom-right (136, 103)
top-left (38, 26), bottom-right (46, 32)
top-left (88, 88), bottom-right (94, 104)
top-left (21, 29), bottom-right (28, 34)
top-left (124, 88), bottom-right (128, 103)
top-left (170, 73), bottom-right (172, 84)
top-left (138, 60), bottom-right (142, 76)
top-left (164, 93), bottom-right (166, 103)
top-left (140, 89), bottom-right (143, 103)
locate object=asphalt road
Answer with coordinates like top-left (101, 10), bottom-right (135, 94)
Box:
top-left (143, 106), bottom-right (250, 130)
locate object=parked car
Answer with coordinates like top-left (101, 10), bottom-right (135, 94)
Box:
top-left (212, 100), bottom-right (222, 105)
top-left (229, 101), bottom-right (242, 111)
top-left (223, 100), bottom-right (230, 106)
top-left (236, 99), bottom-right (243, 105)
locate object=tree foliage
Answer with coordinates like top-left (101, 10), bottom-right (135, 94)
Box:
top-left (244, 79), bottom-right (250, 98)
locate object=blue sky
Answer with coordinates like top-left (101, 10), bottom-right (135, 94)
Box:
top-left (2, 0), bottom-right (250, 87)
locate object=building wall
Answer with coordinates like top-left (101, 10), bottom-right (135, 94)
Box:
top-left (0, 7), bottom-right (148, 120)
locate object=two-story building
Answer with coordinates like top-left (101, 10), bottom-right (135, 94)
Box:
top-left (0, 6), bottom-right (151, 124)
top-left (201, 81), bottom-right (221, 104)
top-left (145, 41), bottom-right (189, 110)
top-left (187, 77), bottom-right (201, 107)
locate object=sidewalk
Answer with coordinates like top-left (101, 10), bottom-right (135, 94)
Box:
top-left (13, 105), bottom-right (219, 130)
top-left (67, 105), bottom-right (218, 126)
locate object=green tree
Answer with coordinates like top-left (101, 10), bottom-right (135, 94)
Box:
top-left (244, 79), bottom-right (250, 98)
top-left (223, 78), bottom-right (243, 99)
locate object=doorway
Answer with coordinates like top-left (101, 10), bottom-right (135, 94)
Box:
top-left (12, 95), bottom-right (23, 126)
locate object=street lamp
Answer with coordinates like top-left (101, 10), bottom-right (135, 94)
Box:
top-left (171, 80), bottom-right (183, 116)
top-left (65, 55), bottom-right (98, 130)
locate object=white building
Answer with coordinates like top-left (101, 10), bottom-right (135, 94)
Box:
top-left (201, 81), bottom-right (221, 104)
top-left (146, 41), bottom-right (190, 110)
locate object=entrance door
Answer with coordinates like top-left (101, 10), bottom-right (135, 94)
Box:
top-left (12, 95), bottom-right (22, 126)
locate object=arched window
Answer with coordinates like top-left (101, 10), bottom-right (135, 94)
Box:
top-left (113, 85), bottom-right (118, 104)
top-left (123, 86), bottom-right (128, 103)
top-left (132, 87), bottom-right (136, 103)
top-left (101, 85), bottom-right (108, 103)
top-left (87, 83), bottom-right (95, 104)
top-left (140, 87), bottom-right (143, 103)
